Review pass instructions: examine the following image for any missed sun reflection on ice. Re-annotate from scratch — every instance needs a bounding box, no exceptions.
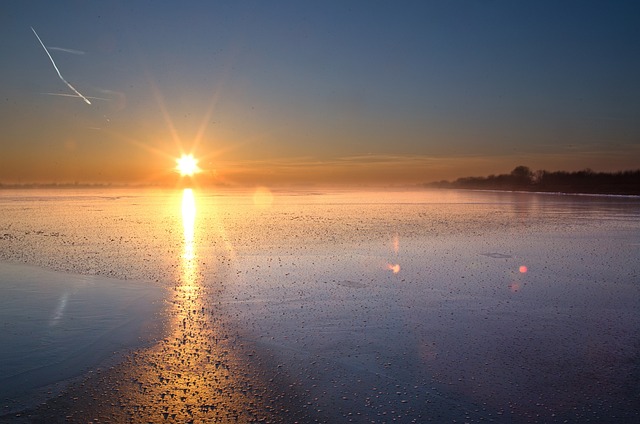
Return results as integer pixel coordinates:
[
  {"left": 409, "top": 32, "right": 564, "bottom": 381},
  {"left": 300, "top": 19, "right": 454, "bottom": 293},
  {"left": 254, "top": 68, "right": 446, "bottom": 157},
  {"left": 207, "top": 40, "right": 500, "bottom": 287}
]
[
  {"left": 182, "top": 189, "right": 196, "bottom": 263},
  {"left": 70, "top": 189, "right": 277, "bottom": 422}
]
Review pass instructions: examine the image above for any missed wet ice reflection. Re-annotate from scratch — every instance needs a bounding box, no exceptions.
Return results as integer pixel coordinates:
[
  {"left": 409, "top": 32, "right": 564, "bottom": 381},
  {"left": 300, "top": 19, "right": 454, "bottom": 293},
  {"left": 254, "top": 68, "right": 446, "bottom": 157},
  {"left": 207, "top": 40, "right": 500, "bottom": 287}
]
[
  {"left": 181, "top": 189, "right": 195, "bottom": 254},
  {"left": 106, "top": 188, "right": 276, "bottom": 422},
  {"left": 180, "top": 189, "right": 196, "bottom": 288},
  {"left": 37, "top": 189, "right": 280, "bottom": 423},
  {"left": 48, "top": 292, "right": 69, "bottom": 326}
]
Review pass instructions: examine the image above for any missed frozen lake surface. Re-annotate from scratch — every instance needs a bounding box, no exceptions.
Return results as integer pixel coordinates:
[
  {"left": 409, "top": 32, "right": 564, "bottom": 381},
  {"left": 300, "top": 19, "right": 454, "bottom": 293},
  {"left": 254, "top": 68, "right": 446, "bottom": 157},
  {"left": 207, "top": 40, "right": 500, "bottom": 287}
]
[
  {"left": 0, "top": 188, "right": 639, "bottom": 422},
  {"left": 0, "top": 263, "right": 165, "bottom": 413}
]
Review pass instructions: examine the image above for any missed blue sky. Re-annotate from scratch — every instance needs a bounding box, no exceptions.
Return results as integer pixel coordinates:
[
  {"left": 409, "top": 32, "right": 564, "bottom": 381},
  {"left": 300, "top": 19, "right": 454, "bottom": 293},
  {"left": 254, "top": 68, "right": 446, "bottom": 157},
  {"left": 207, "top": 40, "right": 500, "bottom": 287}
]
[{"left": 1, "top": 1, "right": 639, "bottom": 185}]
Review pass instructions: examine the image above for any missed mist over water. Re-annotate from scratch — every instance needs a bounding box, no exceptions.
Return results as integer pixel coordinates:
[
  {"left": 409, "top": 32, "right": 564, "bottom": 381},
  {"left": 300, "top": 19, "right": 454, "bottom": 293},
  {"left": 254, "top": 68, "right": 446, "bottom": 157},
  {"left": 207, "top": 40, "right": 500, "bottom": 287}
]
[{"left": 0, "top": 188, "right": 639, "bottom": 422}]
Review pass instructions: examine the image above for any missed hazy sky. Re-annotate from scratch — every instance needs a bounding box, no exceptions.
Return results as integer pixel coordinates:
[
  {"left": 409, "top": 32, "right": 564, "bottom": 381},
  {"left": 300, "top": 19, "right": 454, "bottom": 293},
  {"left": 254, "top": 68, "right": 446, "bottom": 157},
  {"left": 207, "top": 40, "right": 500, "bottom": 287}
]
[{"left": 1, "top": 1, "right": 639, "bottom": 186}]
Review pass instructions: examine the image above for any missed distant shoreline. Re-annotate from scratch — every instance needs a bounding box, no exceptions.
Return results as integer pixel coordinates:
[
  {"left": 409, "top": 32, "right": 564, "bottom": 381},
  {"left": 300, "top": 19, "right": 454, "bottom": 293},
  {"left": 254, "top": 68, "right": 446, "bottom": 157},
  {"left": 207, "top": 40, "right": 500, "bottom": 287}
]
[
  {"left": 426, "top": 166, "right": 640, "bottom": 197},
  {"left": 432, "top": 187, "right": 640, "bottom": 198},
  {"left": 2, "top": 166, "right": 639, "bottom": 197}
]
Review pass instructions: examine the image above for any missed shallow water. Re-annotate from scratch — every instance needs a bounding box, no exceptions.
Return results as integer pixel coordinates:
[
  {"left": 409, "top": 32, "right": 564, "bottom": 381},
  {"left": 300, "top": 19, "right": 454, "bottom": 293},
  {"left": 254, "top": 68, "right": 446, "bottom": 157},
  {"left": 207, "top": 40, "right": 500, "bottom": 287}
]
[{"left": 0, "top": 188, "right": 639, "bottom": 422}]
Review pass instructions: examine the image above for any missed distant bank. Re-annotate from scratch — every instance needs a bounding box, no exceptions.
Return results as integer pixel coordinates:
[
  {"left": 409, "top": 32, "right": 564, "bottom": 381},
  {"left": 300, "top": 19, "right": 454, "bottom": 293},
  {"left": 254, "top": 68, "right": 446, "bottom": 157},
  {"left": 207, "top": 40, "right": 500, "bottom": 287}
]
[{"left": 426, "top": 166, "right": 640, "bottom": 196}]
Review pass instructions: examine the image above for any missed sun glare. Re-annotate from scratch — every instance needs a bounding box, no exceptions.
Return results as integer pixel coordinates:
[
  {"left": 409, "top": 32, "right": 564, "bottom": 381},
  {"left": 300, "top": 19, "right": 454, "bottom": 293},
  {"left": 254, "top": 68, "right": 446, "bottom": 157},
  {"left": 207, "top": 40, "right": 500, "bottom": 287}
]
[{"left": 176, "top": 154, "right": 200, "bottom": 176}]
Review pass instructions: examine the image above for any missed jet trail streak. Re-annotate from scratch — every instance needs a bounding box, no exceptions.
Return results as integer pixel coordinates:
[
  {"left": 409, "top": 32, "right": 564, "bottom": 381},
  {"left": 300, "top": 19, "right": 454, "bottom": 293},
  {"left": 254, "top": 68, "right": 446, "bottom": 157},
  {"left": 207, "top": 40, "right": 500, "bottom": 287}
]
[
  {"left": 31, "top": 27, "right": 91, "bottom": 105},
  {"left": 42, "top": 92, "right": 108, "bottom": 101},
  {"left": 47, "top": 46, "right": 85, "bottom": 55}
]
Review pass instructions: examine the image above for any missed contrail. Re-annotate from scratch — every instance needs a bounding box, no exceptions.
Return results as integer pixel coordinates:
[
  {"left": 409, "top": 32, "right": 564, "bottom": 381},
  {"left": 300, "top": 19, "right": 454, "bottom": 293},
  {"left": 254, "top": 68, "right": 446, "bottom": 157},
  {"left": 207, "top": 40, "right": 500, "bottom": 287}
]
[
  {"left": 47, "top": 46, "right": 85, "bottom": 55},
  {"left": 42, "top": 92, "right": 108, "bottom": 101},
  {"left": 31, "top": 27, "right": 91, "bottom": 105}
]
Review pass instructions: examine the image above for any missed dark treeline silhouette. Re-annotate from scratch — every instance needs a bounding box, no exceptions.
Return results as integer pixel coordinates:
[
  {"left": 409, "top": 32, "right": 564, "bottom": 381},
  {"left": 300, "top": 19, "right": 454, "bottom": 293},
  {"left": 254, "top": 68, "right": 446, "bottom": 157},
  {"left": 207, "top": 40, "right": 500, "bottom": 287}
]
[{"left": 427, "top": 166, "right": 640, "bottom": 195}]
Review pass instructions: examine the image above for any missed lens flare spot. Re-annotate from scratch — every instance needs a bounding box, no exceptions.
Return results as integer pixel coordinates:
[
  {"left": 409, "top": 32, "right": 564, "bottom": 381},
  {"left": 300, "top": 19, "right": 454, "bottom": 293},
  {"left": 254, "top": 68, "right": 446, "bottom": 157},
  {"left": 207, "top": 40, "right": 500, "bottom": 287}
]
[
  {"left": 253, "top": 187, "right": 274, "bottom": 208},
  {"left": 519, "top": 265, "right": 528, "bottom": 273},
  {"left": 387, "top": 263, "right": 401, "bottom": 274}
]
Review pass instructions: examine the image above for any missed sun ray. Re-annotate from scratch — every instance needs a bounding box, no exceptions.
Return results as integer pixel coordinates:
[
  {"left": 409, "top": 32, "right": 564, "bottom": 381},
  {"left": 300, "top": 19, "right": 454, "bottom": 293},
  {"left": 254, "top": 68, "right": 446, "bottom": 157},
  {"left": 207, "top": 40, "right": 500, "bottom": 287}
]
[{"left": 148, "top": 77, "right": 182, "bottom": 154}]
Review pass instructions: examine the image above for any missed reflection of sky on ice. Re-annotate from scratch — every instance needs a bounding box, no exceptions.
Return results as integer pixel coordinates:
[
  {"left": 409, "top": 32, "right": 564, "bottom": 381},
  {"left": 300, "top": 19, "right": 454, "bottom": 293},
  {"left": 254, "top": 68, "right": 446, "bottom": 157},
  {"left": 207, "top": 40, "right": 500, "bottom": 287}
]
[
  {"left": 217, "top": 191, "right": 640, "bottom": 422},
  {"left": 48, "top": 292, "right": 69, "bottom": 326},
  {"left": 0, "top": 263, "right": 164, "bottom": 410},
  {"left": 0, "top": 189, "right": 639, "bottom": 421}
]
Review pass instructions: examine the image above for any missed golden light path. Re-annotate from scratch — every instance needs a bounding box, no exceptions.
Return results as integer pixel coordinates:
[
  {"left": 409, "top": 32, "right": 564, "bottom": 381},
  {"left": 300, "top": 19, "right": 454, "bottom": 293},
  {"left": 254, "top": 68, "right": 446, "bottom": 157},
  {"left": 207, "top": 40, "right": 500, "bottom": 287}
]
[
  {"left": 100, "top": 188, "right": 274, "bottom": 422},
  {"left": 46, "top": 189, "right": 281, "bottom": 422},
  {"left": 181, "top": 189, "right": 196, "bottom": 266}
]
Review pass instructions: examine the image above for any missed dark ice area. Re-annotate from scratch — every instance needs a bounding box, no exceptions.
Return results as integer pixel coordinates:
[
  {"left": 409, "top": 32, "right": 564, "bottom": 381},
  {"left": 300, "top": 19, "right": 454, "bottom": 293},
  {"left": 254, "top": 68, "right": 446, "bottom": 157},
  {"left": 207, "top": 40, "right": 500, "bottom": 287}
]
[{"left": 0, "top": 262, "right": 164, "bottom": 414}]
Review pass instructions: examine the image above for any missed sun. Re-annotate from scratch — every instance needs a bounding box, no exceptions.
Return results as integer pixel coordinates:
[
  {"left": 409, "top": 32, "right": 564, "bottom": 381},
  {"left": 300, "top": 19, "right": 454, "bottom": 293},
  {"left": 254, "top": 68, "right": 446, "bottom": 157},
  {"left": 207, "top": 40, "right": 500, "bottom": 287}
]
[{"left": 176, "top": 154, "right": 200, "bottom": 176}]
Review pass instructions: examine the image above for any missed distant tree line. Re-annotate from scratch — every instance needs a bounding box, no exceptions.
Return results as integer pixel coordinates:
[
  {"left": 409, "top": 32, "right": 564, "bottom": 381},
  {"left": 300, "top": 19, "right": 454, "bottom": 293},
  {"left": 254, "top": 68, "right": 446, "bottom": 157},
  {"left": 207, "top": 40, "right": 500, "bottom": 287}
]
[{"left": 427, "top": 166, "right": 640, "bottom": 195}]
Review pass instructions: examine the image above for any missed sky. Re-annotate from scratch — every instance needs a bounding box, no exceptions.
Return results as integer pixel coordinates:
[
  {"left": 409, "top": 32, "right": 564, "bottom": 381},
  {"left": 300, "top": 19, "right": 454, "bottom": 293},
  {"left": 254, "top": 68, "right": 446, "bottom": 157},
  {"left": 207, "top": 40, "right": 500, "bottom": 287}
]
[{"left": 1, "top": 0, "right": 639, "bottom": 187}]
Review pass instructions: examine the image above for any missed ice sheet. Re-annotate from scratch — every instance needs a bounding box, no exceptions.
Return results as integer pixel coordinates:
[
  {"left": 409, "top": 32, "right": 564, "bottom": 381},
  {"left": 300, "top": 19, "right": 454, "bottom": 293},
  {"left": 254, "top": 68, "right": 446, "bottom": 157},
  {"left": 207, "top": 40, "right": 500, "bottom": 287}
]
[
  {"left": 0, "top": 262, "right": 165, "bottom": 412},
  {"left": 0, "top": 188, "right": 639, "bottom": 422}
]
